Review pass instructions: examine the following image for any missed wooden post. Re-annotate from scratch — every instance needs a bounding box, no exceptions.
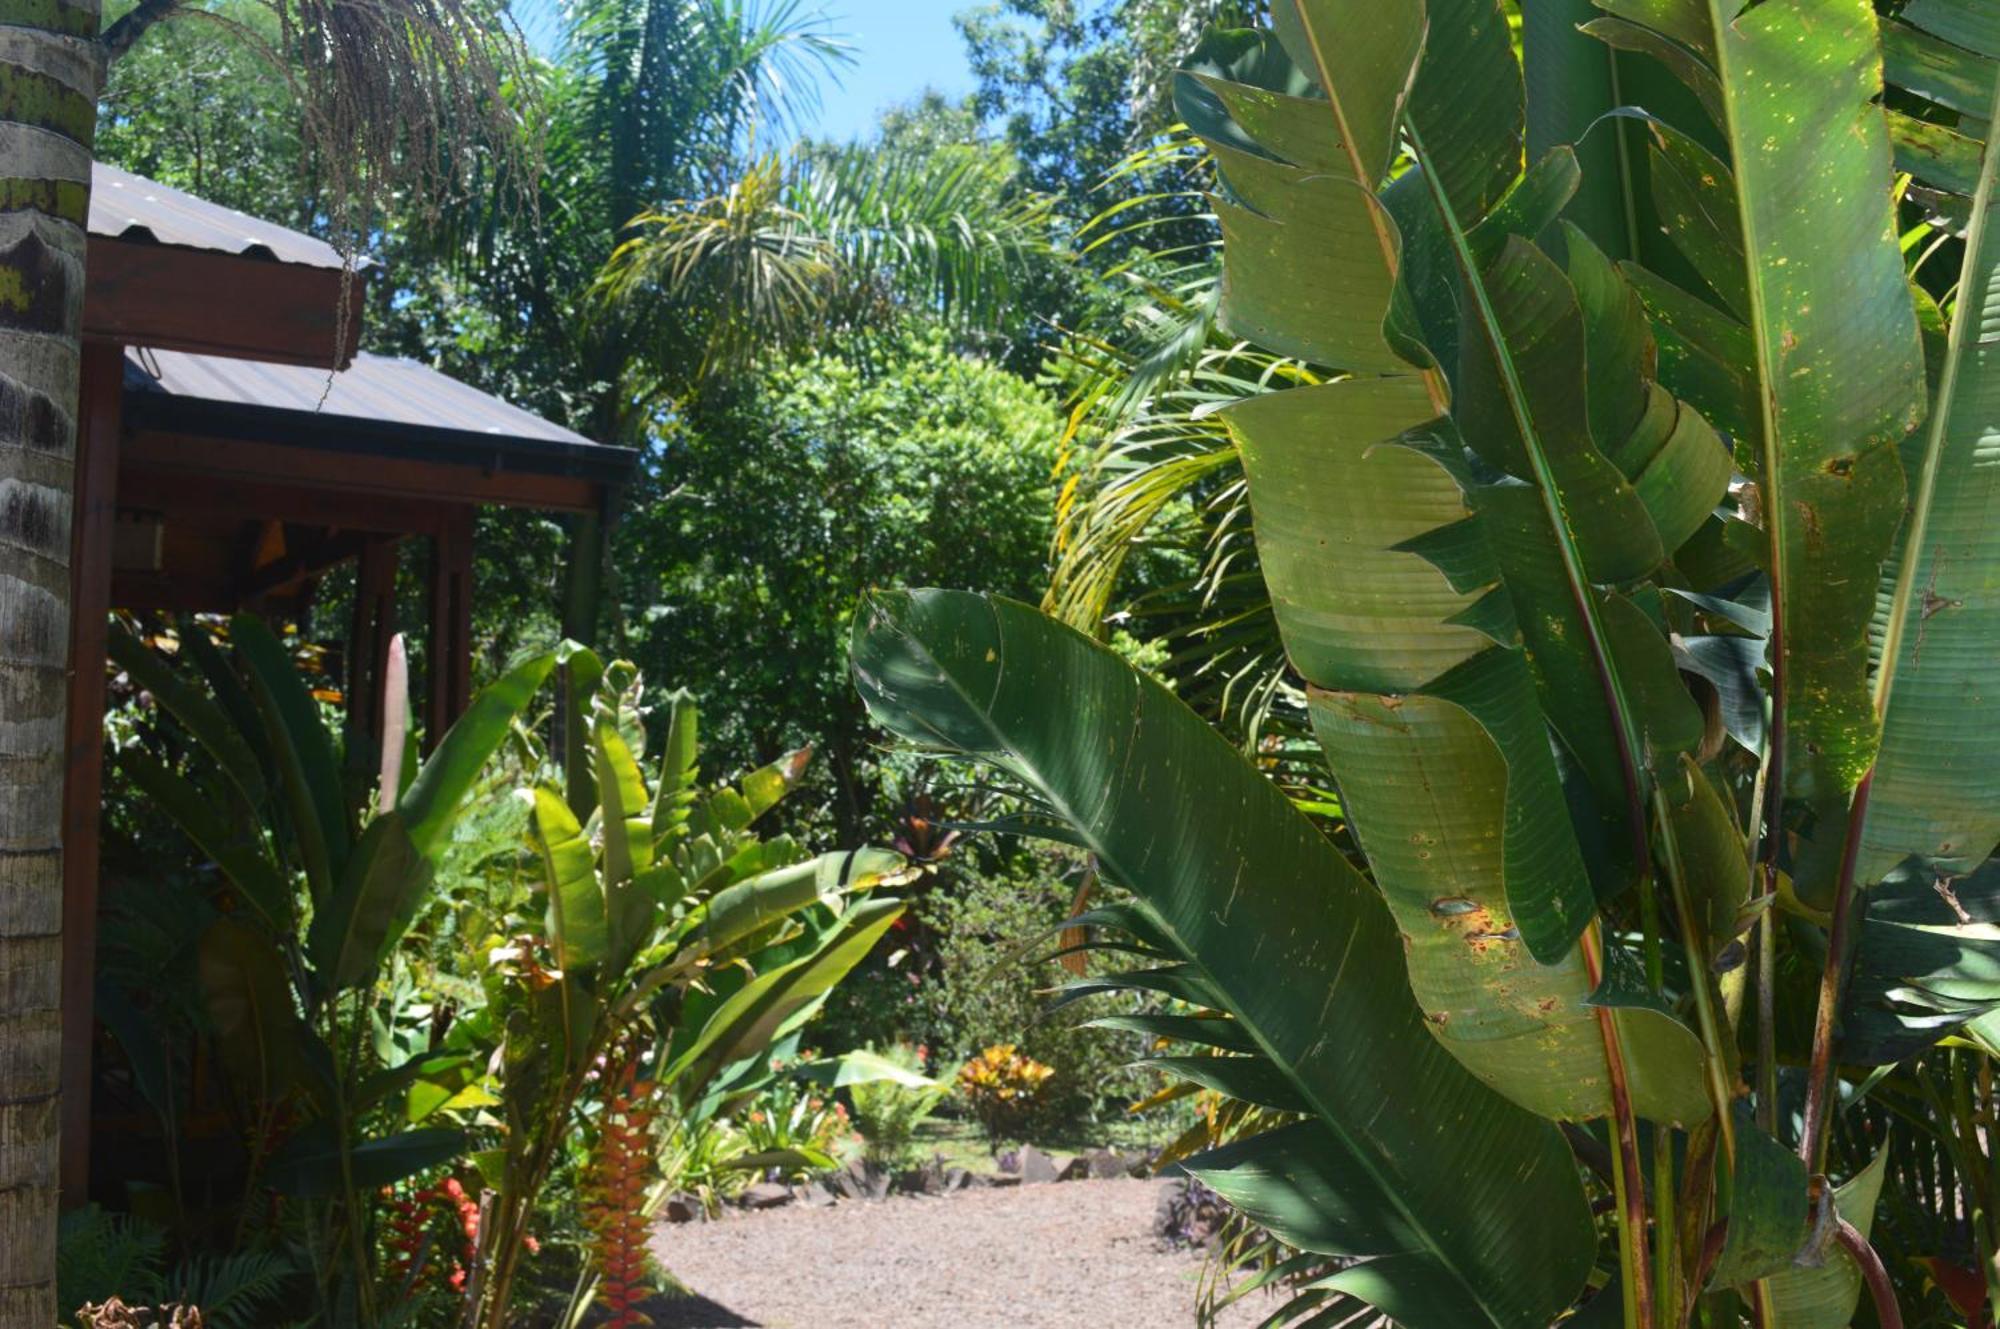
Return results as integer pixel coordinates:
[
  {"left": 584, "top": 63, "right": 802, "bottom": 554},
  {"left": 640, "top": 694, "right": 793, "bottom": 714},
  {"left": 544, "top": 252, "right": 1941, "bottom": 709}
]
[
  {"left": 345, "top": 536, "right": 399, "bottom": 763},
  {"left": 558, "top": 511, "right": 605, "bottom": 812},
  {"left": 58, "top": 343, "right": 123, "bottom": 1208},
  {"left": 424, "top": 507, "right": 474, "bottom": 747}
]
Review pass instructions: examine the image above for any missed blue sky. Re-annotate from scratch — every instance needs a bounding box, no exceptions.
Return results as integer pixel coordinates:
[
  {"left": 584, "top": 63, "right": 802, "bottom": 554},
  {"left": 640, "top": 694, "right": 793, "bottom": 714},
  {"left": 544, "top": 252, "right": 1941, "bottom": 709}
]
[
  {"left": 512, "top": 1, "right": 977, "bottom": 145},
  {"left": 812, "top": 1, "right": 977, "bottom": 142}
]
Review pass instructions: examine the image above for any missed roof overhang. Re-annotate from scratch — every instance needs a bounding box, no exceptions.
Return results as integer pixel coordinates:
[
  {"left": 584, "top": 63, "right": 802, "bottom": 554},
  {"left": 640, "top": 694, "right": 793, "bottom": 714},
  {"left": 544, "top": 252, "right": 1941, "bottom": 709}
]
[
  {"left": 82, "top": 163, "right": 366, "bottom": 368},
  {"left": 83, "top": 234, "right": 365, "bottom": 368}
]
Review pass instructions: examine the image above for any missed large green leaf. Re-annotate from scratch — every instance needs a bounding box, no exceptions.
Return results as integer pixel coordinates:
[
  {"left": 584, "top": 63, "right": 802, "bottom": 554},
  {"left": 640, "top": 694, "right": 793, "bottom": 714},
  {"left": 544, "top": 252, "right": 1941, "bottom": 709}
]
[
  {"left": 1425, "top": 167, "right": 1718, "bottom": 911},
  {"left": 663, "top": 897, "right": 905, "bottom": 1099},
  {"left": 1187, "top": 6, "right": 1720, "bottom": 1140},
  {"left": 650, "top": 687, "right": 699, "bottom": 836},
  {"left": 1707, "top": 1108, "right": 1809, "bottom": 1289},
  {"left": 399, "top": 648, "right": 559, "bottom": 862},
  {"left": 1219, "top": 380, "right": 1479, "bottom": 692},
  {"left": 306, "top": 811, "right": 432, "bottom": 992},
  {"left": 1858, "top": 55, "right": 2000, "bottom": 888},
  {"left": 1178, "top": 26, "right": 1415, "bottom": 372},
  {"left": 1309, "top": 683, "right": 1710, "bottom": 1126},
  {"left": 263, "top": 1123, "right": 467, "bottom": 1198},
  {"left": 231, "top": 614, "right": 348, "bottom": 904},
  {"left": 527, "top": 786, "right": 607, "bottom": 970},
  {"left": 852, "top": 590, "right": 1594, "bottom": 1328},
  {"left": 593, "top": 712, "right": 658, "bottom": 974},
  {"left": 306, "top": 636, "right": 554, "bottom": 991},
  {"left": 198, "top": 917, "right": 313, "bottom": 1108},
  {"left": 1589, "top": 0, "right": 1929, "bottom": 800},
  {"left": 119, "top": 749, "right": 290, "bottom": 933},
  {"left": 1842, "top": 860, "right": 2000, "bottom": 1063},
  {"left": 109, "top": 626, "right": 265, "bottom": 810},
  {"left": 1761, "top": 1146, "right": 1891, "bottom": 1328},
  {"left": 1183, "top": 0, "right": 1615, "bottom": 977},
  {"left": 667, "top": 849, "right": 905, "bottom": 964},
  {"left": 1524, "top": 0, "right": 1635, "bottom": 257}
]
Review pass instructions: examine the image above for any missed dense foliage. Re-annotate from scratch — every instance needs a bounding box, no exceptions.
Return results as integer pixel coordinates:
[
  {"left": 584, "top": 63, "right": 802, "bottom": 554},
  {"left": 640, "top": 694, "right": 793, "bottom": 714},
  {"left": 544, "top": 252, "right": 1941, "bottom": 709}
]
[
  {"left": 856, "top": 2, "right": 2000, "bottom": 1327},
  {"left": 620, "top": 331, "right": 1062, "bottom": 839},
  {"left": 93, "top": 2, "right": 2000, "bottom": 1328}
]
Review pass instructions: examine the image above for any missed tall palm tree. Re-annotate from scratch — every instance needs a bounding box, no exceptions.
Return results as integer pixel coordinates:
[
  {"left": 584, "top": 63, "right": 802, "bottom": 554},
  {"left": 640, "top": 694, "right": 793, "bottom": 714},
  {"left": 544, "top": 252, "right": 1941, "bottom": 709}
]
[
  {"left": 0, "top": 1, "right": 522, "bottom": 1317},
  {"left": 0, "top": 6, "right": 99, "bottom": 1320}
]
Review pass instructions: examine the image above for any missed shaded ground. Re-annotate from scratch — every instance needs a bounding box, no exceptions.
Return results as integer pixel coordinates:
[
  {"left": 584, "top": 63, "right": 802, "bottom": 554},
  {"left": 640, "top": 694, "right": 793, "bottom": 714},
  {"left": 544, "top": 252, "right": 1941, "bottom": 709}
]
[{"left": 646, "top": 1177, "right": 1268, "bottom": 1328}]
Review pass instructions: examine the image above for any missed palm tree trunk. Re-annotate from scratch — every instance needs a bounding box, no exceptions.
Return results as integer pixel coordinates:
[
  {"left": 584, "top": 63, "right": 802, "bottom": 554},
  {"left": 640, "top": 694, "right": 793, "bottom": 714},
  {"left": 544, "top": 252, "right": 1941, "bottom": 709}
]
[{"left": 0, "top": 2, "right": 100, "bottom": 1321}]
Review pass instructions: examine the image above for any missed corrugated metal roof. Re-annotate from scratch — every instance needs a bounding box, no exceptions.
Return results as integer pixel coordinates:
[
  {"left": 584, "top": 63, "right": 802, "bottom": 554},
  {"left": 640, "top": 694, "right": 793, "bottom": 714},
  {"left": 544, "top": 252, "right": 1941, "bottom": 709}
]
[
  {"left": 126, "top": 348, "right": 597, "bottom": 448},
  {"left": 89, "top": 162, "right": 352, "bottom": 270}
]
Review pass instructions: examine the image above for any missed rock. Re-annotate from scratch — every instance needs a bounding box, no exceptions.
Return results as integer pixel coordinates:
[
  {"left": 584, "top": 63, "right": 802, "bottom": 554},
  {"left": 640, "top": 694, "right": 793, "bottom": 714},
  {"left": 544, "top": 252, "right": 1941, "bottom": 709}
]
[
  {"left": 797, "top": 1182, "right": 836, "bottom": 1208},
  {"left": 742, "top": 1181, "right": 793, "bottom": 1209},
  {"left": 943, "top": 1167, "right": 971, "bottom": 1192},
  {"left": 661, "top": 1192, "right": 702, "bottom": 1223},
  {"left": 1086, "top": 1149, "right": 1125, "bottom": 1180},
  {"left": 1019, "top": 1144, "right": 1060, "bottom": 1184},
  {"left": 985, "top": 1172, "right": 1021, "bottom": 1188},
  {"left": 1056, "top": 1155, "right": 1090, "bottom": 1182},
  {"left": 835, "top": 1158, "right": 889, "bottom": 1201},
  {"left": 895, "top": 1160, "right": 950, "bottom": 1195}
]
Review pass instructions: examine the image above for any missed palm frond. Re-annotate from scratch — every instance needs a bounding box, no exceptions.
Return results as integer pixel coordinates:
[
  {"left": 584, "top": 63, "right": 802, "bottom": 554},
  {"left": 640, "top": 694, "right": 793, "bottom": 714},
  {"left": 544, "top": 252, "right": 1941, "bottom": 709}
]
[
  {"left": 56, "top": 1207, "right": 168, "bottom": 1319},
  {"left": 165, "top": 1250, "right": 296, "bottom": 1329},
  {"left": 598, "top": 141, "right": 1057, "bottom": 377}
]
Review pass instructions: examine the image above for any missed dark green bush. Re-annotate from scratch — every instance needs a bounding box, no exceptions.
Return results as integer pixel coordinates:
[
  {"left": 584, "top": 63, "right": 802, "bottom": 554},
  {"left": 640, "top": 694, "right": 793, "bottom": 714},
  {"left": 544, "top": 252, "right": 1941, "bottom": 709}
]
[{"left": 817, "top": 841, "right": 1160, "bottom": 1139}]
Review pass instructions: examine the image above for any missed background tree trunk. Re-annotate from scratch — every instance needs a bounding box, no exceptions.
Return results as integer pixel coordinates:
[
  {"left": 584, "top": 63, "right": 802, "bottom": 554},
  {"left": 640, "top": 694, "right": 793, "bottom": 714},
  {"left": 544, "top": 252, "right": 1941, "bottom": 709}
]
[{"left": 0, "top": 1, "right": 100, "bottom": 1321}]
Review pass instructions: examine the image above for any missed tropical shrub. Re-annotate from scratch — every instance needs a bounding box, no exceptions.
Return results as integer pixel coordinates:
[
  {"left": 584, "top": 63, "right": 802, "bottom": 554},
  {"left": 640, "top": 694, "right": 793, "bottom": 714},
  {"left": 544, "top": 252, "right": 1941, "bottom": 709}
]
[
  {"left": 470, "top": 668, "right": 907, "bottom": 1328},
  {"left": 921, "top": 844, "right": 1163, "bottom": 1132},
  {"left": 956, "top": 1045, "right": 1056, "bottom": 1145},
  {"left": 617, "top": 328, "right": 1064, "bottom": 843},
  {"left": 730, "top": 1055, "right": 858, "bottom": 1176},
  {"left": 847, "top": 1044, "right": 948, "bottom": 1168},
  {"left": 105, "top": 617, "right": 555, "bottom": 1323},
  {"left": 56, "top": 1207, "right": 293, "bottom": 1329},
  {"left": 851, "top": 2, "right": 2000, "bottom": 1325}
]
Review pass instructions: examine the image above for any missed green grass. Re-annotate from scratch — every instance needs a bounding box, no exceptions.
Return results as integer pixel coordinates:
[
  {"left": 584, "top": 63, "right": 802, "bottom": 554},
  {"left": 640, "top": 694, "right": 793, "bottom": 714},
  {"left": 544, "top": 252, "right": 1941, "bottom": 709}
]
[{"left": 906, "top": 1109, "right": 1186, "bottom": 1176}]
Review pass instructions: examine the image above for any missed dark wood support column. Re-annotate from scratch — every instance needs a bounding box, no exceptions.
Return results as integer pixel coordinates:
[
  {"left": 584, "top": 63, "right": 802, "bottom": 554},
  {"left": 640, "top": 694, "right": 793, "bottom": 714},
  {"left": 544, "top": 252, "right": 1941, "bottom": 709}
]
[
  {"left": 558, "top": 510, "right": 606, "bottom": 810},
  {"left": 59, "top": 344, "right": 123, "bottom": 1207},
  {"left": 424, "top": 507, "right": 474, "bottom": 746},
  {"left": 345, "top": 536, "right": 400, "bottom": 760}
]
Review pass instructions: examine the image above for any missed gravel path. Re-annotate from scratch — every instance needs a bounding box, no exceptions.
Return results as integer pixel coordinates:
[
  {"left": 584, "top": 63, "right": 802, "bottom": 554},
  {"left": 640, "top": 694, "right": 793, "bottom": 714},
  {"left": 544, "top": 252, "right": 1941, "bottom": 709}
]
[{"left": 646, "top": 1177, "right": 1268, "bottom": 1328}]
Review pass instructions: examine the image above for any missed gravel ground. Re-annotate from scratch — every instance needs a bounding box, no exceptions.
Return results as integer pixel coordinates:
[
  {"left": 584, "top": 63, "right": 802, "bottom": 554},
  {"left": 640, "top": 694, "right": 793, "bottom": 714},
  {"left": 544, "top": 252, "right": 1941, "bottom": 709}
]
[{"left": 645, "top": 1177, "right": 1268, "bottom": 1328}]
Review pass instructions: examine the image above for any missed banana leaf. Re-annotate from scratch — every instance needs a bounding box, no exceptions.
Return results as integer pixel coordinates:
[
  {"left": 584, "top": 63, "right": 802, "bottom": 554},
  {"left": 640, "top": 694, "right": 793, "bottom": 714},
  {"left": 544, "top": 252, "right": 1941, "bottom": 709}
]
[
  {"left": 853, "top": 589, "right": 1594, "bottom": 1328},
  {"left": 232, "top": 614, "right": 349, "bottom": 904},
  {"left": 310, "top": 648, "right": 560, "bottom": 989},
  {"left": 1588, "top": 0, "right": 1928, "bottom": 803},
  {"left": 1858, "top": 33, "right": 2000, "bottom": 888},
  {"left": 1182, "top": 0, "right": 1716, "bottom": 1129}
]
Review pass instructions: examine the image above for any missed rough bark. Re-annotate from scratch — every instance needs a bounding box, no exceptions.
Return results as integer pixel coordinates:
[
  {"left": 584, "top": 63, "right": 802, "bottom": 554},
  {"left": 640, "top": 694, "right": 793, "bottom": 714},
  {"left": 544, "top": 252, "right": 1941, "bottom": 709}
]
[{"left": 0, "top": 0, "right": 99, "bottom": 1321}]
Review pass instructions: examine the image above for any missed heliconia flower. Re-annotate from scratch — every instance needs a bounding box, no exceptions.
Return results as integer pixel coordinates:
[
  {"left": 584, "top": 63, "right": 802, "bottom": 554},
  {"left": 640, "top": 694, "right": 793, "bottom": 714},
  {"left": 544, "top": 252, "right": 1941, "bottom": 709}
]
[{"left": 584, "top": 1043, "right": 662, "bottom": 1329}]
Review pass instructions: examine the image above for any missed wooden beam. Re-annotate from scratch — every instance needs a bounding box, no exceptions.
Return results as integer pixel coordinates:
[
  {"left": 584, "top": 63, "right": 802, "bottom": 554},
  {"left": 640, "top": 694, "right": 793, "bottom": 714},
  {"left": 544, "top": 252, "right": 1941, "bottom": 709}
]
[
  {"left": 115, "top": 465, "right": 448, "bottom": 536},
  {"left": 59, "top": 344, "right": 122, "bottom": 1208},
  {"left": 83, "top": 238, "right": 362, "bottom": 369},
  {"left": 108, "top": 572, "right": 240, "bottom": 613},
  {"left": 424, "top": 508, "right": 474, "bottom": 747},
  {"left": 121, "top": 430, "right": 605, "bottom": 514}
]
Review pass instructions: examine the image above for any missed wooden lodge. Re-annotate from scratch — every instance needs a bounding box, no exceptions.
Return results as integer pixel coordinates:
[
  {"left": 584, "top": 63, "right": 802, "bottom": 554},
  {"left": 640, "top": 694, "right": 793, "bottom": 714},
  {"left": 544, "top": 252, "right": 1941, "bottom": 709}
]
[{"left": 60, "top": 164, "right": 637, "bottom": 1203}]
